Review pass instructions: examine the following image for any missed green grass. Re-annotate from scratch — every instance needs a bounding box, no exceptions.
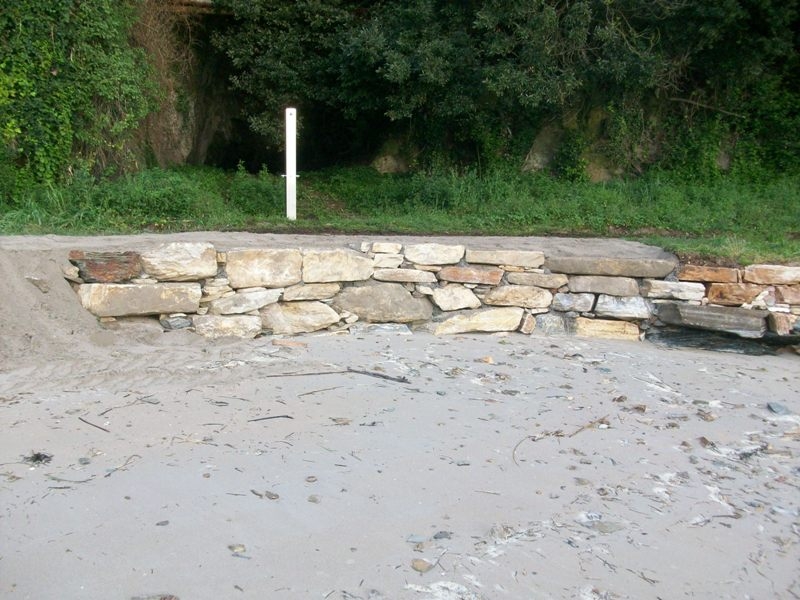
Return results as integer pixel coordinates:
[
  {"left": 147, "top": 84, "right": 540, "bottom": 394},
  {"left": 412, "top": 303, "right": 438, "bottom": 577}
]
[{"left": 1, "top": 164, "right": 798, "bottom": 265}]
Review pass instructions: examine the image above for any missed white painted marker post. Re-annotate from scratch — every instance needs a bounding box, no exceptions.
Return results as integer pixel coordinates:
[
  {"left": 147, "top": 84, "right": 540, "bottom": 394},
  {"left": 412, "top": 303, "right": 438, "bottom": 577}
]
[{"left": 285, "top": 107, "right": 297, "bottom": 220}]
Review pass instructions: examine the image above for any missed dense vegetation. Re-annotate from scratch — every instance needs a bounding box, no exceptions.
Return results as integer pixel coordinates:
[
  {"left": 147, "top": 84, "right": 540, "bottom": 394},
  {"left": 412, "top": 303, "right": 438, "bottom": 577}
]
[{"left": 1, "top": 1, "right": 798, "bottom": 263}]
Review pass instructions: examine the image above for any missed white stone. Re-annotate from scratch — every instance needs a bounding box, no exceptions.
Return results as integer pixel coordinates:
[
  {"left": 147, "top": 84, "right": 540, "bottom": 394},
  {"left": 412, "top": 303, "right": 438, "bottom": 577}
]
[
  {"left": 141, "top": 242, "right": 218, "bottom": 282},
  {"left": 192, "top": 315, "right": 262, "bottom": 339},
  {"left": 373, "top": 268, "right": 437, "bottom": 283},
  {"left": 208, "top": 288, "right": 282, "bottom": 315},
  {"left": 226, "top": 248, "right": 302, "bottom": 289},
  {"left": 282, "top": 283, "right": 341, "bottom": 301},
  {"left": 431, "top": 285, "right": 482, "bottom": 311},
  {"left": 78, "top": 283, "right": 201, "bottom": 317},
  {"left": 594, "top": 295, "right": 651, "bottom": 319},
  {"left": 372, "top": 242, "right": 403, "bottom": 254},
  {"left": 483, "top": 285, "right": 553, "bottom": 309},
  {"left": 372, "top": 253, "right": 405, "bottom": 268},
  {"left": 434, "top": 307, "right": 524, "bottom": 335},
  {"left": 641, "top": 279, "right": 706, "bottom": 301},
  {"left": 303, "top": 249, "right": 373, "bottom": 283},
  {"left": 404, "top": 243, "right": 465, "bottom": 265},
  {"left": 260, "top": 301, "right": 341, "bottom": 334}
]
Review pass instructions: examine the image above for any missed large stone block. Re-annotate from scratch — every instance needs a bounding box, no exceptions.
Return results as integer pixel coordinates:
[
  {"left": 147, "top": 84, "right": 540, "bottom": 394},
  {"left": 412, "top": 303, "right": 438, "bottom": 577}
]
[
  {"left": 282, "top": 283, "right": 341, "bottom": 301},
  {"left": 677, "top": 265, "right": 739, "bottom": 283},
  {"left": 438, "top": 266, "right": 504, "bottom": 286},
  {"left": 568, "top": 275, "right": 639, "bottom": 296},
  {"left": 372, "top": 253, "right": 404, "bottom": 268},
  {"left": 507, "top": 272, "right": 568, "bottom": 289},
  {"left": 332, "top": 282, "right": 432, "bottom": 323},
  {"left": 141, "top": 243, "right": 218, "bottom": 282},
  {"left": 465, "top": 249, "right": 544, "bottom": 268},
  {"left": 431, "top": 285, "right": 482, "bottom": 311},
  {"left": 706, "top": 283, "right": 765, "bottom": 306},
  {"left": 552, "top": 292, "right": 595, "bottom": 312},
  {"left": 207, "top": 288, "right": 282, "bottom": 315},
  {"left": 78, "top": 283, "right": 201, "bottom": 317},
  {"left": 371, "top": 242, "right": 403, "bottom": 254},
  {"left": 303, "top": 249, "right": 373, "bottom": 283},
  {"left": 594, "top": 295, "right": 651, "bottom": 319},
  {"left": 483, "top": 285, "right": 553, "bottom": 309},
  {"left": 768, "top": 312, "right": 798, "bottom": 336},
  {"left": 775, "top": 286, "right": 800, "bottom": 305},
  {"left": 434, "top": 307, "right": 524, "bottom": 335},
  {"left": 260, "top": 301, "right": 340, "bottom": 334},
  {"left": 373, "top": 268, "right": 437, "bottom": 283},
  {"left": 743, "top": 265, "right": 800, "bottom": 285},
  {"left": 656, "top": 302, "right": 767, "bottom": 338},
  {"left": 404, "top": 243, "right": 465, "bottom": 265},
  {"left": 535, "top": 312, "right": 568, "bottom": 335},
  {"left": 545, "top": 256, "right": 676, "bottom": 278},
  {"left": 574, "top": 317, "right": 640, "bottom": 341},
  {"left": 641, "top": 279, "right": 706, "bottom": 301},
  {"left": 68, "top": 250, "right": 142, "bottom": 283},
  {"left": 191, "top": 315, "right": 262, "bottom": 339},
  {"left": 226, "top": 249, "right": 302, "bottom": 289}
]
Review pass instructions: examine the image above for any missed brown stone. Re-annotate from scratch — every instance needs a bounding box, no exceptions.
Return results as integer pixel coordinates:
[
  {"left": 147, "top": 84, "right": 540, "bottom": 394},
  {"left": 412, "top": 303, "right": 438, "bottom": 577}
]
[
  {"left": 677, "top": 265, "right": 739, "bottom": 283},
  {"left": 507, "top": 272, "right": 569, "bottom": 289},
  {"left": 68, "top": 250, "right": 142, "bottom": 283},
  {"left": 573, "top": 317, "right": 640, "bottom": 341},
  {"left": 768, "top": 312, "right": 797, "bottom": 336},
  {"left": 775, "top": 286, "right": 800, "bottom": 305},
  {"left": 743, "top": 265, "right": 800, "bottom": 285},
  {"left": 437, "top": 266, "right": 503, "bottom": 286},
  {"left": 707, "top": 283, "right": 765, "bottom": 306}
]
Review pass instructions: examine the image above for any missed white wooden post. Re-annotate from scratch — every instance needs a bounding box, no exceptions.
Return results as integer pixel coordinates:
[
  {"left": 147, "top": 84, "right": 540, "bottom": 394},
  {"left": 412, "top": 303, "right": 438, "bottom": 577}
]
[{"left": 285, "top": 108, "right": 297, "bottom": 220}]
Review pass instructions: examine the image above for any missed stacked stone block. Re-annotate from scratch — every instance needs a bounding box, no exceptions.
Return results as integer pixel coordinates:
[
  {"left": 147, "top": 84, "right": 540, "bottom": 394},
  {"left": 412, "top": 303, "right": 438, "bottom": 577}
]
[{"left": 66, "top": 242, "right": 800, "bottom": 341}]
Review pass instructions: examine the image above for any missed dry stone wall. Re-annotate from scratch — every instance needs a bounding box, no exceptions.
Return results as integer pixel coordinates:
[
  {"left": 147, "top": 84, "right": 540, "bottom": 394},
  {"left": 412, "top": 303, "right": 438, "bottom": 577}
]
[{"left": 64, "top": 242, "right": 800, "bottom": 341}]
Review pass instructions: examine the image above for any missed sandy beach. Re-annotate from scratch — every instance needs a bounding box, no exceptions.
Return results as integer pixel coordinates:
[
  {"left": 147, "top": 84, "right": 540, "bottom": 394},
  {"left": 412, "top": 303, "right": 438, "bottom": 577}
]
[{"left": 1, "top": 235, "right": 798, "bottom": 600}]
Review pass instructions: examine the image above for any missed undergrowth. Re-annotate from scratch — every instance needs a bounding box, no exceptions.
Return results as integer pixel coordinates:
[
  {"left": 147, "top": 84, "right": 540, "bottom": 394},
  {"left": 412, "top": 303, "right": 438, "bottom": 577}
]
[{"left": 0, "top": 165, "right": 798, "bottom": 265}]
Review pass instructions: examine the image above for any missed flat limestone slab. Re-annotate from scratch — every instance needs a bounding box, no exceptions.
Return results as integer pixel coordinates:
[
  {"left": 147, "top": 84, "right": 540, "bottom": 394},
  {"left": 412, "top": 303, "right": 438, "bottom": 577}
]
[
  {"left": 656, "top": 302, "right": 767, "bottom": 338},
  {"left": 78, "top": 283, "right": 201, "bottom": 317},
  {"left": 546, "top": 256, "right": 677, "bottom": 278}
]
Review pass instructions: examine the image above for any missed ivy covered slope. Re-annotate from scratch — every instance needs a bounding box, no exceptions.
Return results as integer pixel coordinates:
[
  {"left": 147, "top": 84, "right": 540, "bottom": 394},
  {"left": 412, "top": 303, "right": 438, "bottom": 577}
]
[
  {"left": 0, "top": 0, "right": 158, "bottom": 182},
  {"left": 213, "top": 0, "right": 800, "bottom": 175}
]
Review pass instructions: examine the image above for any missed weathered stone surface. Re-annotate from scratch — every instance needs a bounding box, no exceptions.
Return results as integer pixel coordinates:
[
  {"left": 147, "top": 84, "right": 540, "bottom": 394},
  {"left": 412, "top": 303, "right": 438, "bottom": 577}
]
[
  {"left": 431, "top": 285, "right": 482, "bottom": 311},
  {"left": 656, "top": 302, "right": 767, "bottom": 338},
  {"left": 372, "top": 253, "right": 404, "bottom": 269},
  {"left": 465, "top": 249, "right": 545, "bottom": 268},
  {"left": 141, "top": 243, "right": 217, "bottom": 282},
  {"left": 159, "top": 314, "right": 193, "bottom": 331},
  {"left": 226, "top": 249, "right": 302, "bottom": 289},
  {"left": 641, "top": 279, "right": 706, "bottom": 301},
  {"left": 438, "top": 266, "right": 504, "bottom": 286},
  {"left": 706, "top": 283, "right": 765, "bottom": 306},
  {"left": 775, "top": 285, "right": 800, "bottom": 305},
  {"left": 78, "top": 283, "right": 201, "bottom": 317},
  {"left": 545, "top": 256, "right": 677, "bottom": 278},
  {"left": 332, "top": 282, "right": 432, "bottom": 323},
  {"left": 574, "top": 317, "right": 640, "bottom": 341},
  {"left": 552, "top": 293, "right": 595, "bottom": 312},
  {"left": 303, "top": 249, "right": 373, "bottom": 283},
  {"left": 595, "top": 295, "right": 651, "bottom": 319},
  {"left": 282, "top": 282, "right": 340, "bottom": 301},
  {"left": 404, "top": 243, "right": 465, "bottom": 265},
  {"left": 373, "top": 268, "right": 437, "bottom": 283},
  {"left": 208, "top": 288, "right": 282, "bottom": 315},
  {"left": 434, "top": 307, "right": 524, "bottom": 335},
  {"left": 507, "top": 272, "right": 568, "bottom": 289},
  {"left": 519, "top": 313, "right": 537, "bottom": 334},
  {"left": 260, "top": 301, "right": 340, "bottom": 334},
  {"left": 535, "top": 312, "right": 567, "bottom": 335},
  {"left": 569, "top": 275, "right": 639, "bottom": 296},
  {"left": 371, "top": 242, "right": 403, "bottom": 254},
  {"left": 744, "top": 265, "right": 800, "bottom": 285},
  {"left": 768, "top": 312, "right": 798, "bottom": 336},
  {"left": 677, "top": 265, "right": 739, "bottom": 283},
  {"left": 483, "top": 285, "right": 553, "bottom": 309},
  {"left": 191, "top": 315, "right": 262, "bottom": 339},
  {"left": 68, "top": 250, "right": 142, "bottom": 283}
]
